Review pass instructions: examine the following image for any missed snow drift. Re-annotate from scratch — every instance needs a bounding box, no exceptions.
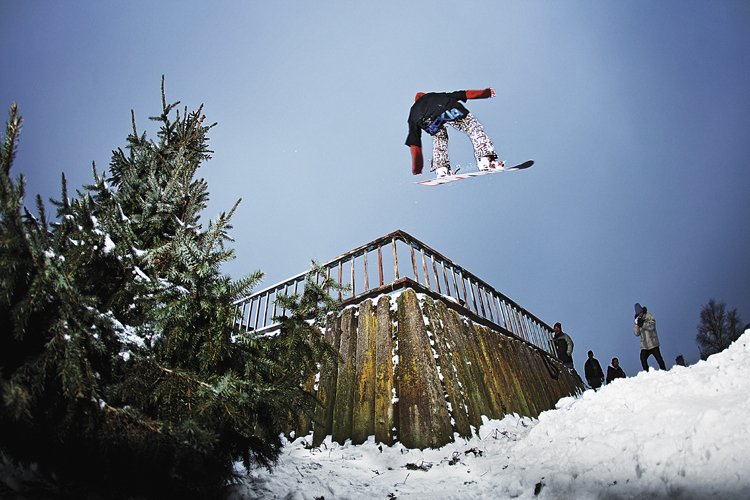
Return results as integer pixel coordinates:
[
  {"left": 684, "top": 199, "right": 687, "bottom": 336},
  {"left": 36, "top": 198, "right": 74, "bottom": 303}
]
[{"left": 232, "top": 330, "right": 750, "bottom": 499}]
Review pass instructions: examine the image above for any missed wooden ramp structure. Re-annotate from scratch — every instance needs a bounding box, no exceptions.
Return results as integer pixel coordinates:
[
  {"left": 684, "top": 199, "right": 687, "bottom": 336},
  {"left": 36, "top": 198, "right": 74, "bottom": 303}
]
[{"left": 234, "top": 230, "right": 583, "bottom": 449}]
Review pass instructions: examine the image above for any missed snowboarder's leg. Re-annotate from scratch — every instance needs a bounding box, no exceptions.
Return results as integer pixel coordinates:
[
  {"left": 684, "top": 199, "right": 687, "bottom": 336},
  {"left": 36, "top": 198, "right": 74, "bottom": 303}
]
[
  {"left": 449, "top": 113, "right": 503, "bottom": 170},
  {"left": 431, "top": 126, "right": 451, "bottom": 177}
]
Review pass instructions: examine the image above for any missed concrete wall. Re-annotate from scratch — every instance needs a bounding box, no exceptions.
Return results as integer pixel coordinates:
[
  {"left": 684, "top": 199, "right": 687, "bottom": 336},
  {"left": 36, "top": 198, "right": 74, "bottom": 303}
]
[{"left": 304, "top": 288, "right": 582, "bottom": 449}]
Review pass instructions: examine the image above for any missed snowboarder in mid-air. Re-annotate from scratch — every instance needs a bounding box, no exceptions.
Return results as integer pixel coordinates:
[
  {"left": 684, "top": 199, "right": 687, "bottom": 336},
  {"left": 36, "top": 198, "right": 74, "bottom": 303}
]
[{"left": 405, "top": 88, "right": 504, "bottom": 178}]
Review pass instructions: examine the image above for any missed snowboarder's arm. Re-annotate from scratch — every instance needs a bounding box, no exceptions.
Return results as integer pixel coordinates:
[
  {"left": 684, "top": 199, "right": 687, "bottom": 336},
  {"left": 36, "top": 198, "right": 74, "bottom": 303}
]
[
  {"left": 465, "top": 88, "right": 495, "bottom": 100},
  {"left": 410, "top": 145, "right": 424, "bottom": 175}
]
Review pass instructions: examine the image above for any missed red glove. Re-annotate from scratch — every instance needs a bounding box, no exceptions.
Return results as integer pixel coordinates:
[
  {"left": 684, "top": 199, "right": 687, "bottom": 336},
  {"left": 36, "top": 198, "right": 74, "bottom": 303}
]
[
  {"left": 410, "top": 146, "right": 424, "bottom": 175},
  {"left": 465, "top": 88, "right": 495, "bottom": 99}
]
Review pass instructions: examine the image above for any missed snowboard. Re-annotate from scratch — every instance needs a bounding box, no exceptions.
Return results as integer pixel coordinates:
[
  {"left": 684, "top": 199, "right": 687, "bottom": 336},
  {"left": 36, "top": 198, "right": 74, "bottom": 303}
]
[{"left": 416, "top": 160, "right": 534, "bottom": 186}]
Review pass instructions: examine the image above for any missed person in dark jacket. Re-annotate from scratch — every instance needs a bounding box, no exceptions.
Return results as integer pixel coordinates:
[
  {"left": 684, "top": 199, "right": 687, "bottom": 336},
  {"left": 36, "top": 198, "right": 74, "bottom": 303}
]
[
  {"left": 552, "top": 322, "right": 574, "bottom": 370},
  {"left": 606, "top": 357, "right": 627, "bottom": 384},
  {"left": 584, "top": 350, "right": 605, "bottom": 389},
  {"left": 406, "top": 89, "right": 504, "bottom": 178}
]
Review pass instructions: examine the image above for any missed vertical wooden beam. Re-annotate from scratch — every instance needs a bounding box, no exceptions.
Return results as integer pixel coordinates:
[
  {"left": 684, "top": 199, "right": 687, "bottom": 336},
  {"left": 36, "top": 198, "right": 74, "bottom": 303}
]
[
  {"left": 467, "top": 278, "right": 479, "bottom": 314},
  {"left": 262, "top": 292, "right": 271, "bottom": 327},
  {"left": 410, "top": 244, "right": 419, "bottom": 283},
  {"left": 363, "top": 251, "right": 369, "bottom": 292},
  {"left": 332, "top": 308, "right": 357, "bottom": 444},
  {"left": 424, "top": 297, "right": 471, "bottom": 438},
  {"left": 337, "top": 261, "right": 343, "bottom": 302},
  {"left": 375, "top": 295, "right": 394, "bottom": 445},
  {"left": 396, "top": 289, "right": 453, "bottom": 449},
  {"left": 313, "top": 316, "right": 342, "bottom": 447},
  {"left": 392, "top": 238, "right": 399, "bottom": 280},
  {"left": 273, "top": 289, "right": 280, "bottom": 319},
  {"left": 476, "top": 284, "right": 487, "bottom": 318},
  {"left": 439, "top": 303, "right": 488, "bottom": 429},
  {"left": 442, "top": 262, "right": 452, "bottom": 296},
  {"left": 432, "top": 255, "right": 441, "bottom": 295},
  {"left": 352, "top": 300, "right": 376, "bottom": 444},
  {"left": 489, "top": 290, "right": 500, "bottom": 326},
  {"left": 253, "top": 297, "right": 262, "bottom": 331},
  {"left": 421, "top": 249, "right": 431, "bottom": 290},
  {"left": 377, "top": 244, "right": 384, "bottom": 287},
  {"left": 460, "top": 274, "right": 469, "bottom": 310},
  {"left": 482, "top": 287, "right": 494, "bottom": 323}
]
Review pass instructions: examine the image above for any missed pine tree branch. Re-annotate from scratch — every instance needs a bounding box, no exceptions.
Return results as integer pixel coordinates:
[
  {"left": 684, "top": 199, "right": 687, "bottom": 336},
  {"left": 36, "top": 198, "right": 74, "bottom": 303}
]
[
  {"left": 157, "top": 365, "right": 214, "bottom": 390},
  {"left": 102, "top": 402, "right": 163, "bottom": 434},
  {"left": 1, "top": 104, "right": 22, "bottom": 176},
  {"left": 131, "top": 109, "right": 139, "bottom": 144}
]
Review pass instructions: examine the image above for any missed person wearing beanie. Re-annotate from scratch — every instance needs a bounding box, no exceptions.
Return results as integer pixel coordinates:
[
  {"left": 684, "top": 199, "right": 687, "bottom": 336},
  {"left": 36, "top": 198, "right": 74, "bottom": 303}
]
[
  {"left": 552, "top": 322, "right": 575, "bottom": 370},
  {"left": 584, "top": 350, "right": 605, "bottom": 389},
  {"left": 633, "top": 302, "right": 667, "bottom": 371},
  {"left": 405, "top": 89, "right": 504, "bottom": 178}
]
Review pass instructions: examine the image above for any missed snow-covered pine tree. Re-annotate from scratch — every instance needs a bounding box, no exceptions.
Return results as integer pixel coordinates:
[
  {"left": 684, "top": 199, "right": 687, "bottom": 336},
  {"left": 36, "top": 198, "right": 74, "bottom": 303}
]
[{"left": 0, "top": 81, "right": 339, "bottom": 498}]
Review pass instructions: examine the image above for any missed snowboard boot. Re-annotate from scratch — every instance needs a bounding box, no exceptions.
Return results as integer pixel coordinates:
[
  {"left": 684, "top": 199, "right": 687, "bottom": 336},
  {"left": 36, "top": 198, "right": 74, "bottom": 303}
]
[
  {"left": 431, "top": 160, "right": 452, "bottom": 178},
  {"left": 435, "top": 166, "right": 452, "bottom": 178},
  {"left": 478, "top": 153, "right": 505, "bottom": 171}
]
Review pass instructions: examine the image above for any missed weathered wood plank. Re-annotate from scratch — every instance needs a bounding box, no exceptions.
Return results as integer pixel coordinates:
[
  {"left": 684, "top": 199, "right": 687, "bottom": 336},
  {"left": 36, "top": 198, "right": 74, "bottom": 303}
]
[
  {"left": 374, "top": 295, "right": 394, "bottom": 445},
  {"left": 312, "top": 316, "right": 342, "bottom": 447},
  {"left": 396, "top": 290, "right": 453, "bottom": 449},
  {"left": 424, "top": 297, "right": 472, "bottom": 439},
  {"left": 331, "top": 307, "right": 357, "bottom": 444},
  {"left": 352, "top": 300, "right": 377, "bottom": 444},
  {"left": 440, "top": 303, "right": 490, "bottom": 430}
]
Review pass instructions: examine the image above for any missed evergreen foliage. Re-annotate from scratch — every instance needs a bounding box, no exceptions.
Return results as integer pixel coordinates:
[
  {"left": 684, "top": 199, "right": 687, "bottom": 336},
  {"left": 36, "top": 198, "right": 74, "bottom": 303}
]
[
  {"left": 0, "top": 81, "right": 339, "bottom": 498},
  {"left": 696, "top": 299, "right": 744, "bottom": 360}
]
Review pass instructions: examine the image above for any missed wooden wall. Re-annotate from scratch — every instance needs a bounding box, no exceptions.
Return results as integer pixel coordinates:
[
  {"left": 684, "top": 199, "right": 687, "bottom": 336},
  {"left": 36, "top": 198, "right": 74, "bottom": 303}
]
[{"left": 303, "top": 289, "right": 582, "bottom": 449}]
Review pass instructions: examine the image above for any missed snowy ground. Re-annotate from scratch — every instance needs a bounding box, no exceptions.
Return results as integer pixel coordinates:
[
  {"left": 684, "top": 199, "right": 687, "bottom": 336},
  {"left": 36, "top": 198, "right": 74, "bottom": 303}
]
[{"left": 230, "top": 331, "right": 750, "bottom": 499}]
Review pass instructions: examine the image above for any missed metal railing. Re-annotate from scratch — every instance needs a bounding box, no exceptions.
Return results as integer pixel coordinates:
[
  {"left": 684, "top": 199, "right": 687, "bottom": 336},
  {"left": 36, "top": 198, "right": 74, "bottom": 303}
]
[{"left": 233, "top": 230, "right": 557, "bottom": 355}]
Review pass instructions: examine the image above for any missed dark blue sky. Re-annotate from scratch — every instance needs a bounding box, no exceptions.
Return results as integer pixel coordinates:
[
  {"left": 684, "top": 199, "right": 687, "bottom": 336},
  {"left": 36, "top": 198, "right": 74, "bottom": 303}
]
[{"left": 2, "top": 1, "right": 749, "bottom": 377}]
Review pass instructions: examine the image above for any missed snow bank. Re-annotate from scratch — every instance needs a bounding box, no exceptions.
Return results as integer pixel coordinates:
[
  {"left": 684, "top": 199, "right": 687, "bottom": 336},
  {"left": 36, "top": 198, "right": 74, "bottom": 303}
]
[{"left": 231, "top": 330, "right": 750, "bottom": 499}]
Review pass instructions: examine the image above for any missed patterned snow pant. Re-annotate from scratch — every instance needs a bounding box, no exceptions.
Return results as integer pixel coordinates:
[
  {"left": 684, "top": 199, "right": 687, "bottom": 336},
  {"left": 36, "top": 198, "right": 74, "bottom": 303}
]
[{"left": 430, "top": 113, "right": 496, "bottom": 171}]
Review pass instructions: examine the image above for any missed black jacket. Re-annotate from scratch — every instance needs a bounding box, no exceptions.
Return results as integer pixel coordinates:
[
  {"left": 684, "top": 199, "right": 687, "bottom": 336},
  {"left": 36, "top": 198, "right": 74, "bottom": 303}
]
[
  {"left": 606, "top": 365, "right": 626, "bottom": 384},
  {"left": 584, "top": 358, "right": 604, "bottom": 382},
  {"left": 405, "top": 91, "right": 470, "bottom": 147}
]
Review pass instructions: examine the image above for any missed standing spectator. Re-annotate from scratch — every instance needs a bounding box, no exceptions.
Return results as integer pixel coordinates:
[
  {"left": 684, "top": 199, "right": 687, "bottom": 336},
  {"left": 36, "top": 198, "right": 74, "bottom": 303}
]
[
  {"left": 552, "top": 322, "right": 574, "bottom": 370},
  {"left": 633, "top": 303, "right": 667, "bottom": 371},
  {"left": 606, "top": 357, "right": 627, "bottom": 384},
  {"left": 584, "top": 350, "right": 604, "bottom": 389}
]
